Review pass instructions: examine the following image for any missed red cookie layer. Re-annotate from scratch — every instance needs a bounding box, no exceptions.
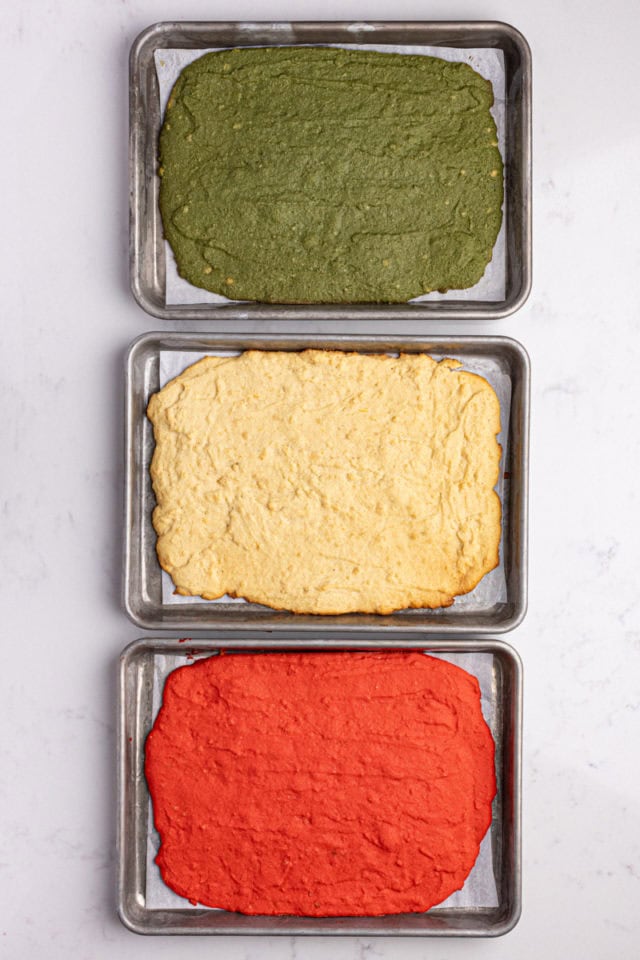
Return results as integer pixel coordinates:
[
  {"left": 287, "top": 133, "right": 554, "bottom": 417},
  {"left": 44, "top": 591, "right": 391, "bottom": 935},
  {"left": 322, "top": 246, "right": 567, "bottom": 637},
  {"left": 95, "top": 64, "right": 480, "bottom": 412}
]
[{"left": 145, "top": 651, "right": 496, "bottom": 916}]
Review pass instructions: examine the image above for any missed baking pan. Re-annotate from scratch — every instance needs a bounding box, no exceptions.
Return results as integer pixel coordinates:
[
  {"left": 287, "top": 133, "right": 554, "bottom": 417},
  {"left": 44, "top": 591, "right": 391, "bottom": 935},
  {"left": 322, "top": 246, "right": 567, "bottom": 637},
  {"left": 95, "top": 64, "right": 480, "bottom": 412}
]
[
  {"left": 129, "top": 20, "right": 531, "bottom": 322},
  {"left": 123, "top": 332, "right": 529, "bottom": 634},
  {"left": 117, "top": 637, "right": 522, "bottom": 936}
]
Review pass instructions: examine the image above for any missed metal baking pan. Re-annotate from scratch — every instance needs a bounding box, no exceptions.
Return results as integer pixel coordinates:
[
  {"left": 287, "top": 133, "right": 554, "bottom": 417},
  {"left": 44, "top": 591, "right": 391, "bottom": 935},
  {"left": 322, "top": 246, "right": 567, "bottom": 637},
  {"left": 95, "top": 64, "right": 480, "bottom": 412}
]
[
  {"left": 129, "top": 20, "right": 531, "bottom": 322},
  {"left": 117, "top": 637, "right": 522, "bottom": 936},
  {"left": 123, "top": 332, "right": 529, "bottom": 634}
]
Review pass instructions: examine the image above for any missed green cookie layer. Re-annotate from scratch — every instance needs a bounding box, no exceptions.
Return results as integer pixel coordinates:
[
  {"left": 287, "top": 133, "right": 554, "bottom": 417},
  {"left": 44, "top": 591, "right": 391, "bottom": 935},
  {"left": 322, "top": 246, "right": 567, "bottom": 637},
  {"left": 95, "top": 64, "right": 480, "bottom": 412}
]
[{"left": 159, "top": 47, "right": 504, "bottom": 303}]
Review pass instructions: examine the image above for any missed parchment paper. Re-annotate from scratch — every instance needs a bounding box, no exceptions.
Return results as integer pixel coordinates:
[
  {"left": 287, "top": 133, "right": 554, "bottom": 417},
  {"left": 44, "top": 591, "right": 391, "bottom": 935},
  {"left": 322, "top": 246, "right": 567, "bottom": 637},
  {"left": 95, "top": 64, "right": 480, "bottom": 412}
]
[
  {"left": 156, "top": 350, "right": 511, "bottom": 611},
  {"left": 154, "top": 44, "right": 506, "bottom": 305},
  {"left": 145, "top": 650, "right": 499, "bottom": 911}
]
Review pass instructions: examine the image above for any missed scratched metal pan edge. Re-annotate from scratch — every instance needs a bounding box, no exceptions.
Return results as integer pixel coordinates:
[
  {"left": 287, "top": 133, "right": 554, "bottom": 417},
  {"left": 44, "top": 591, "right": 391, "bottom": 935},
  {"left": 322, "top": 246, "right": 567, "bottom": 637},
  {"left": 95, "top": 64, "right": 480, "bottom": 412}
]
[
  {"left": 116, "top": 637, "right": 522, "bottom": 936},
  {"left": 122, "top": 332, "right": 530, "bottom": 635},
  {"left": 129, "top": 20, "right": 531, "bottom": 322}
]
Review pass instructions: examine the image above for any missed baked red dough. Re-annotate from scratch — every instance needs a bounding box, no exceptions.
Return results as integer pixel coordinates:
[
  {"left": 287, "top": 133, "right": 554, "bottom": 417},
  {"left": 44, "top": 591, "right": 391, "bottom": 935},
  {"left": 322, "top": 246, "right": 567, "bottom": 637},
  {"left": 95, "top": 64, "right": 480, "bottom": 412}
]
[{"left": 145, "top": 652, "right": 496, "bottom": 916}]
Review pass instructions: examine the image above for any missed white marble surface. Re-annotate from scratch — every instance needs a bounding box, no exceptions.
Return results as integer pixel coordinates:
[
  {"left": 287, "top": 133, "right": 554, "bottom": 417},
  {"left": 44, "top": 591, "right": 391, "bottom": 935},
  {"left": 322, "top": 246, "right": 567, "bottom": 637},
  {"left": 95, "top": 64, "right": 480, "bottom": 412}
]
[{"left": 2, "top": 0, "right": 640, "bottom": 957}]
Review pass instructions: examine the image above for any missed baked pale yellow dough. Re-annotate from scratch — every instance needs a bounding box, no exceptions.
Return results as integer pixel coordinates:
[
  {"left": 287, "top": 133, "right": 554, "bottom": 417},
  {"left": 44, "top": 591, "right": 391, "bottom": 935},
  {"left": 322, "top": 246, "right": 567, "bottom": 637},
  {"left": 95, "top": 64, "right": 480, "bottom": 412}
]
[{"left": 147, "top": 351, "right": 502, "bottom": 614}]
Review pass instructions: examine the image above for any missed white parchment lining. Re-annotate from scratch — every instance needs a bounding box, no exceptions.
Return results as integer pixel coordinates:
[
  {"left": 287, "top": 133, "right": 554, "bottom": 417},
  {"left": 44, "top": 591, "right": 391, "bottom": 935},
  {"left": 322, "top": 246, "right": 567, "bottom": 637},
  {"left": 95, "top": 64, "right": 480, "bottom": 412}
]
[
  {"left": 156, "top": 350, "right": 511, "bottom": 612},
  {"left": 154, "top": 45, "right": 506, "bottom": 305},
  {"left": 145, "top": 650, "right": 499, "bottom": 911}
]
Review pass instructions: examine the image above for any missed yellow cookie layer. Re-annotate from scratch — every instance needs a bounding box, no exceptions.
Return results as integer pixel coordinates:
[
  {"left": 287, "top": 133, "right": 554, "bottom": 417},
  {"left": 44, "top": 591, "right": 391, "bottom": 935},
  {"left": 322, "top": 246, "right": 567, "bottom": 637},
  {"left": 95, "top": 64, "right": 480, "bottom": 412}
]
[{"left": 147, "top": 351, "right": 502, "bottom": 614}]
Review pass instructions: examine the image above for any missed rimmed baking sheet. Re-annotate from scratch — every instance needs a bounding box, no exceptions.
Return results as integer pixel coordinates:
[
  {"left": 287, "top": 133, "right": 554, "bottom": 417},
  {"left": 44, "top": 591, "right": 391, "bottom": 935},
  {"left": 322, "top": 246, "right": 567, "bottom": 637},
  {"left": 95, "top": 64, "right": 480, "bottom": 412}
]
[
  {"left": 129, "top": 20, "right": 531, "bottom": 321},
  {"left": 117, "top": 637, "right": 522, "bottom": 936},
  {"left": 123, "top": 333, "right": 529, "bottom": 634}
]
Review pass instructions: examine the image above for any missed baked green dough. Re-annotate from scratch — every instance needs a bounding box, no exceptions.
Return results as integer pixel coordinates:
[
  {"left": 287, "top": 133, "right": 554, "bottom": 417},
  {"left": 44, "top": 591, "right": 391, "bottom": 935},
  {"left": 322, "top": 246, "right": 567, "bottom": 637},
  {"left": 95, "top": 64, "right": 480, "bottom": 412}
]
[{"left": 159, "top": 47, "right": 503, "bottom": 303}]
